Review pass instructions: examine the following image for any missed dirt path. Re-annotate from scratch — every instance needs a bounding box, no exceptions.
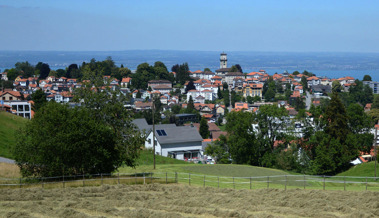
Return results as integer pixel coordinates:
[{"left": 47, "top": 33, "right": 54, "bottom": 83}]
[{"left": 0, "top": 184, "right": 378, "bottom": 217}]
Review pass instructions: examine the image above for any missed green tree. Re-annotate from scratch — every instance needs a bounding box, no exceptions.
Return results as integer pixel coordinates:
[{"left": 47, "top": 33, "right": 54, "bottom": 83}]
[
  {"left": 172, "top": 63, "right": 190, "bottom": 85},
  {"left": 332, "top": 80, "right": 342, "bottom": 93},
  {"left": 171, "top": 104, "right": 181, "bottom": 114},
  {"left": 5, "top": 68, "right": 19, "bottom": 81},
  {"left": 372, "top": 95, "right": 379, "bottom": 109},
  {"left": 301, "top": 76, "right": 308, "bottom": 92},
  {"left": 217, "top": 86, "right": 223, "bottom": 99},
  {"left": 14, "top": 102, "right": 121, "bottom": 177},
  {"left": 31, "top": 89, "right": 47, "bottom": 112},
  {"left": 363, "top": 75, "right": 372, "bottom": 81},
  {"left": 226, "top": 111, "right": 259, "bottom": 165},
  {"left": 73, "top": 78, "right": 144, "bottom": 168},
  {"left": 199, "top": 117, "right": 210, "bottom": 139},
  {"left": 36, "top": 62, "right": 50, "bottom": 80},
  {"left": 223, "top": 89, "right": 230, "bottom": 107},
  {"left": 136, "top": 90, "right": 142, "bottom": 98},
  {"left": 15, "top": 61, "right": 35, "bottom": 78},
  {"left": 186, "top": 95, "right": 195, "bottom": 113},
  {"left": 204, "top": 68, "right": 211, "bottom": 72},
  {"left": 264, "top": 88, "right": 275, "bottom": 102},
  {"left": 185, "top": 80, "right": 196, "bottom": 93},
  {"left": 204, "top": 135, "right": 230, "bottom": 164},
  {"left": 292, "top": 71, "right": 300, "bottom": 75}
]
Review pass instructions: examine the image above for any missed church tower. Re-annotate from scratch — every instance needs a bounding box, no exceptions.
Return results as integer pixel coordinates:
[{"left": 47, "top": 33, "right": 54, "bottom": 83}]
[{"left": 220, "top": 52, "right": 227, "bottom": 69}]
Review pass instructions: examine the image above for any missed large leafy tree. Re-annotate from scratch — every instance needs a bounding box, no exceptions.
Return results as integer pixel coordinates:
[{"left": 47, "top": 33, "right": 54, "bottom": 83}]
[
  {"left": 226, "top": 111, "right": 259, "bottom": 165},
  {"left": 172, "top": 63, "right": 190, "bottom": 85},
  {"left": 14, "top": 102, "right": 118, "bottom": 177},
  {"left": 15, "top": 61, "right": 35, "bottom": 78}
]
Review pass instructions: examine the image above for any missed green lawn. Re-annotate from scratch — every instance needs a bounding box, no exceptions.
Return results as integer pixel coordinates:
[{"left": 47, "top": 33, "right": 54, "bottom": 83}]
[
  {"left": 217, "top": 124, "right": 226, "bottom": 131},
  {"left": 336, "top": 161, "right": 379, "bottom": 178},
  {"left": 0, "top": 112, "right": 28, "bottom": 159}
]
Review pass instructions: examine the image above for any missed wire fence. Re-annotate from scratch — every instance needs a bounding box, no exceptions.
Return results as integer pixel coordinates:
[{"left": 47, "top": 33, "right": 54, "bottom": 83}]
[{"left": 1, "top": 172, "right": 379, "bottom": 191}]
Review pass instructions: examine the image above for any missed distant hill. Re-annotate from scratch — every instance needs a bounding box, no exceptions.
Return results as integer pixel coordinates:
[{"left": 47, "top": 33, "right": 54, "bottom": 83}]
[
  {"left": 0, "top": 112, "right": 28, "bottom": 159},
  {"left": 336, "top": 161, "right": 378, "bottom": 178}
]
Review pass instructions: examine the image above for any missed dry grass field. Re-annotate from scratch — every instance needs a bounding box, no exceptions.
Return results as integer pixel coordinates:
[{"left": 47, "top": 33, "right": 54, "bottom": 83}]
[{"left": 0, "top": 184, "right": 378, "bottom": 218}]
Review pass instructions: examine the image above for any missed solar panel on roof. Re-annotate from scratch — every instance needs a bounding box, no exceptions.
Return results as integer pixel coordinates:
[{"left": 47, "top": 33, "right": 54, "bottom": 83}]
[
  {"left": 161, "top": 130, "right": 167, "bottom": 136},
  {"left": 156, "top": 130, "right": 162, "bottom": 136}
]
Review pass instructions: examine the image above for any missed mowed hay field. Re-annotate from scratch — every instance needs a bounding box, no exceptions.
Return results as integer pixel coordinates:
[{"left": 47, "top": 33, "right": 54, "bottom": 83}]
[{"left": 1, "top": 184, "right": 378, "bottom": 218}]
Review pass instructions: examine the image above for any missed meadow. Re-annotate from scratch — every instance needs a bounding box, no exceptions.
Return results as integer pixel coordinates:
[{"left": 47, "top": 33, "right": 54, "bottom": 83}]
[{"left": 1, "top": 183, "right": 378, "bottom": 217}]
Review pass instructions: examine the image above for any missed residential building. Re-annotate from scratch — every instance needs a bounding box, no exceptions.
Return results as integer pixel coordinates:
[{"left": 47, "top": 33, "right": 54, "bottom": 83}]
[{"left": 363, "top": 81, "right": 379, "bottom": 94}]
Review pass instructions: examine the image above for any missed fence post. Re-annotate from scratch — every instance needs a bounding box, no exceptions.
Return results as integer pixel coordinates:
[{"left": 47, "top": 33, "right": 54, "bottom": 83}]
[
  {"left": 233, "top": 177, "right": 235, "bottom": 189},
  {"left": 118, "top": 173, "right": 120, "bottom": 185},
  {"left": 267, "top": 176, "right": 269, "bottom": 189},
  {"left": 19, "top": 178, "right": 21, "bottom": 189},
  {"left": 366, "top": 177, "right": 368, "bottom": 191},
  {"left": 285, "top": 175, "right": 287, "bottom": 191},
  {"left": 323, "top": 175, "right": 325, "bottom": 190},
  {"left": 63, "top": 175, "right": 65, "bottom": 188},
  {"left": 344, "top": 176, "right": 346, "bottom": 191},
  {"left": 166, "top": 172, "right": 168, "bottom": 184},
  {"left": 250, "top": 177, "right": 252, "bottom": 190},
  {"left": 303, "top": 175, "right": 306, "bottom": 190},
  {"left": 101, "top": 173, "right": 103, "bottom": 186},
  {"left": 189, "top": 173, "right": 191, "bottom": 186},
  {"left": 218, "top": 176, "right": 219, "bottom": 188},
  {"left": 135, "top": 173, "right": 137, "bottom": 185},
  {"left": 175, "top": 172, "right": 178, "bottom": 183},
  {"left": 203, "top": 175, "right": 205, "bottom": 187},
  {"left": 143, "top": 173, "right": 145, "bottom": 185},
  {"left": 83, "top": 174, "right": 85, "bottom": 187},
  {"left": 150, "top": 173, "right": 153, "bottom": 184},
  {"left": 42, "top": 178, "right": 44, "bottom": 189}
]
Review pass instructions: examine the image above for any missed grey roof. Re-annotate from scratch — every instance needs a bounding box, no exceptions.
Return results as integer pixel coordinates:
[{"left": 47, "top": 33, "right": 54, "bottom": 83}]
[
  {"left": 132, "top": 118, "right": 150, "bottom": 133},
  {"left": 202, "top": 140, "right": 213, "bottom": 150},
  {"left": 155, "top": 126, "right": 203, "bottom": 145},
  {"left": 132, "top": 118, "right": 177, "bottom": 135},
  {"left": 312, "top": 84, "right": 331, "bottom": 93},
  {"left": 215, "top": 68, "right": 231, "bottom": 72},
  {"left": 225, "top": 72, "right": 243, "bottom": 76}
]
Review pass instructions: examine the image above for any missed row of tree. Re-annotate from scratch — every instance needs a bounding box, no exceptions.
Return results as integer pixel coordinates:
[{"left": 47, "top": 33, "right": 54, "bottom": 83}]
[{"left": 206, "top": 92, "right": 374, "bottom": 175}]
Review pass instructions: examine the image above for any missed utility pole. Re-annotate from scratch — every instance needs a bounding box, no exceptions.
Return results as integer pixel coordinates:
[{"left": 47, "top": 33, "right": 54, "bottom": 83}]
[{"left": 152, "top": 97, "right": 156, "bottom": 170}]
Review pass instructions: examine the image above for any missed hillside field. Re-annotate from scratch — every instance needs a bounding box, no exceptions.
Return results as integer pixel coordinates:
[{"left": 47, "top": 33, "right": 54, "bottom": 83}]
[
  {"left": 0, "top": 111, "right": 28, "bottom": 159},
  {"left": 0, "top": 184, "right": 378, "bottom": 217}
]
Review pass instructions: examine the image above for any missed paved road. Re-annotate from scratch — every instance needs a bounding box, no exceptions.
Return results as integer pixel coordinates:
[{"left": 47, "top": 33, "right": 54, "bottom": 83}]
[
  {"left": 0, "top": 157, "right": 15, "bottom": 164},
  {"left": 305, "top": 91, "right": 312, "bottom": 110}
]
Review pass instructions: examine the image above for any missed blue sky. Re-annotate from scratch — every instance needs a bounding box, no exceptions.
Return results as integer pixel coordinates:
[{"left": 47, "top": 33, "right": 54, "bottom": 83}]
[{"left": 1, "top": 0, "right": 379, "bottom": 52}]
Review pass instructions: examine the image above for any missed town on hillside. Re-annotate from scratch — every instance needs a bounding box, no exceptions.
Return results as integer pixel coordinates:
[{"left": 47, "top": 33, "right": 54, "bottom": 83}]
[{"left": 1, "top": 53, "right": 379, "bottom": 167}]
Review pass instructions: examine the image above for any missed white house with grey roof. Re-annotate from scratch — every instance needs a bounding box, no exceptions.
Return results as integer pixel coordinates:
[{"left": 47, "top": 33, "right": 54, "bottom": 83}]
[
  {"left": 132, "top": 118, "right": 204, "bottom": 160},
  {"left": 144, "top": 125, "right": 203, "bottom": 161}
]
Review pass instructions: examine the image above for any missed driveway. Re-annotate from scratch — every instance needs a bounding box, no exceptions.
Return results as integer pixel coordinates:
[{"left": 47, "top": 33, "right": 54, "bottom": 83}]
[{"left": 0, "top": 157, "right": 15, "bottom": 164}]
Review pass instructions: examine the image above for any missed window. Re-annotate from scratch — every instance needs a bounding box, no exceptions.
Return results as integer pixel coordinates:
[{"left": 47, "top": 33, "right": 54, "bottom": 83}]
[
  {"left": 9, "top": 97, "right": 13, "bottom": 101},
  {"left": 148, "top": 139, "right": 151, "bottom": 144},
  {"left": 25, "top": 105, "right": 30, "bottom": 111}
]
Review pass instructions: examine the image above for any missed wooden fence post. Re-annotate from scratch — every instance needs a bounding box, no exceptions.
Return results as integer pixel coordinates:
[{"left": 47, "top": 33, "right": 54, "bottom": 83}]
[
  {"left": 344, "top": 176, "right": 346, "bottom": 191},
  {"left": 267, "top": 176, "right": 269, "bottom": 189},
  {"left": 118, "top": 173, "right": 120, "bottom": 185},
  {"left": 189, "top": 173, "right": 191, "bottom": 186},
  {"left": 323, "top": 175, "right": 325, "bottom": 190},
  {"left": 150, "top": 173, "right": 153, "bottom": 184},
  {"left": 285, "top": 175, "right": 287, "bottom": 191},
  {"left": 366, "top": 177, "right": 368, "bottom": 191},
  {"left": 233, "top": 177, "right": 235, "bottom": 189},
  {"left": 83, "top": 174, "right": 85, "bottom": 187},
  {"left": 19, "top": 178, "right": 21, "bottom": 189},
  {"left": 175, "top": 172, "right": 178, "bottom": 183},
  {"left": 218, "top": 176, "right": 219, "bottom": 188},
  {"left": 250, "top": 177, "right": 252, "bottom": 190},
  {"left": 303, "top": 175, "right": 306, "bottom": 190},
  {"left": 135, "top": 173, "right": 137, "bottom": 185},
  {"left": 42, "top": 178, "right": 44, "bottom": 189},
  {"left": 203, "top": 175, "right": 205, "bottom": 187},
  {"left": 166, "top": 172, "right": 168, "bottom": 184},
  {"left": 101, "top": 173, "right": 103, "bottom": 185},
  {"left": 63, "top": 175, "right": 65, "bottom": 188}
]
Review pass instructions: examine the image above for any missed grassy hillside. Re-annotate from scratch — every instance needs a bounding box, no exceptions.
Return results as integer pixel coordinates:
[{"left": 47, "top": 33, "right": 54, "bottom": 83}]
[
  {"left": 336, "top": 161, "right": 378, "bottom": 178},
  {"left": 0, "top": 112, "right": 28, "bottom": 159}
]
